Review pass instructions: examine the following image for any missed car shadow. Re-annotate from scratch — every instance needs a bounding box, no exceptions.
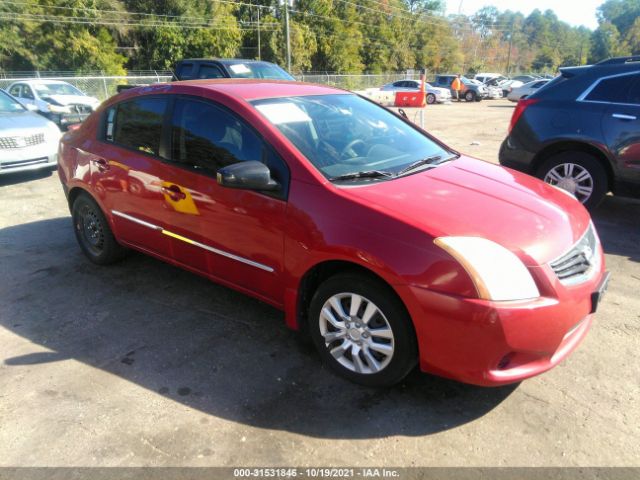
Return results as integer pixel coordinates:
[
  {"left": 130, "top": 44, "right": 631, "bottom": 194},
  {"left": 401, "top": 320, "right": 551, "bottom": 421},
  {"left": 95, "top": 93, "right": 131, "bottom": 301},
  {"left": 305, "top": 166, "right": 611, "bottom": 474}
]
[
  {"left": 1, "top": 217, "right": 519, "bottom": 439},
  {"left": 0, "top": 168, "right": 54, "bottom": 187},
  {"left": 592, "top": 195, "right": 640, "bottom": 263}
]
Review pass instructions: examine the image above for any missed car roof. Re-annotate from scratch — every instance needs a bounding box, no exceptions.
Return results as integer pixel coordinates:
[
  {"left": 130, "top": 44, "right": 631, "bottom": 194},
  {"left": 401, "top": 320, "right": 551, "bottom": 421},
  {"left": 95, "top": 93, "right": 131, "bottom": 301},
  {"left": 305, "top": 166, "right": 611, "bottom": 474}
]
[
  {"left": 178, "top": 58, "right": 279, "bottom": 66},
  {"left": 11, "top": 79, "right": 71, "bottom": 85},
  {"left": 136, "top": 79, "right": 349, "bottom": 101}
]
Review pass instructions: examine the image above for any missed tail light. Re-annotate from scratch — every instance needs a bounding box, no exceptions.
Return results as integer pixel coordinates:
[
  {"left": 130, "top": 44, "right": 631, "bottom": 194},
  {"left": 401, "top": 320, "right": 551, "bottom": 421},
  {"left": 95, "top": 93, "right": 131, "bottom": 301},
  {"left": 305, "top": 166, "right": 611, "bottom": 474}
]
[{"left": 509, "top": 98, "right": 539, "bottom": 134}]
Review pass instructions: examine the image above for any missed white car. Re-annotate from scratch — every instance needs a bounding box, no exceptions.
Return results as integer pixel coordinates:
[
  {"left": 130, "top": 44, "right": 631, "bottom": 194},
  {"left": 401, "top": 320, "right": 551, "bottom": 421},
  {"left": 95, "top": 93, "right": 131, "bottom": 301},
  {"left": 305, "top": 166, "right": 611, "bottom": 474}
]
[
  {"left": 7, "top": 80, "right": 100, "bottom": 129},
  {"left": 507, "top": 79, "right": 550, "bottom": 102},
  {"left": 0, "top": 89, "right": 61, "bottom": 175},
  {"left": 380, "top": 80, "right": 452, "bottom": 104}
]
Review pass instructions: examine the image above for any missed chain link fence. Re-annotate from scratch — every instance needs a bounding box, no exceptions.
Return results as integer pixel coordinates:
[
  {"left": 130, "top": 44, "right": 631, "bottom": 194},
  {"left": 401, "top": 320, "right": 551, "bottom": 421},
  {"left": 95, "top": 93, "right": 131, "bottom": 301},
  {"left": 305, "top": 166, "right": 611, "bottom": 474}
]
[
  {"left": 0, "top": 72, "right": 421, "bottom": 102},
  {"left": 0, "top": 74, "right": 174, "bottom": 102}
]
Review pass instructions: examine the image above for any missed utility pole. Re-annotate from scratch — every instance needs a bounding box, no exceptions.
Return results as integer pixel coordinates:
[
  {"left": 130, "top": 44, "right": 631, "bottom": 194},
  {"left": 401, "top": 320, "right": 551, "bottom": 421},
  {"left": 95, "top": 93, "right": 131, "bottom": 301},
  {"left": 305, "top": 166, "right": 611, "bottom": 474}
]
[
  {"left": 284, "top": 0, "right": 292, "bottom": 72},
  {"left": 257, "top": 6, "right": 261, "bottom": 60},
  {"left": 506, "top": 21, "right": 514, "bottom": 76}
]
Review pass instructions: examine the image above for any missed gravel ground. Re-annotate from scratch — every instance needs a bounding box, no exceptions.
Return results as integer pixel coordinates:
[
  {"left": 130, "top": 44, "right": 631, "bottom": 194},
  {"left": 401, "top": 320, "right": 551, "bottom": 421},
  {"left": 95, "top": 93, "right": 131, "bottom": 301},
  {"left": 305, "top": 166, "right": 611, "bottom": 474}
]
[{"left": 0, "top": 99, "right": 638, "bottom": 468}]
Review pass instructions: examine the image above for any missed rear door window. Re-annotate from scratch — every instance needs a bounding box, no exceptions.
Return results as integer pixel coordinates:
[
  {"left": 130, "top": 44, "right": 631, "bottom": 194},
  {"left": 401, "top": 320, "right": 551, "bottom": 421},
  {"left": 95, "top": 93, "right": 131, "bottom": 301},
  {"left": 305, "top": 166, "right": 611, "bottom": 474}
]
[
  {"left": 176, "top": 63, "right": 194, "bottom": 80},
  {"left": 9, "top": 84, "right": 21, "bottom": 97},
  {"left": 585, "top": 74, "right": 638, "bottom": 104},
  {"left": 108, "top": 97, "right": 168, "bottom": 157},
  {"left": 197, "top": 64, "right": 226, "bottom": 79}
]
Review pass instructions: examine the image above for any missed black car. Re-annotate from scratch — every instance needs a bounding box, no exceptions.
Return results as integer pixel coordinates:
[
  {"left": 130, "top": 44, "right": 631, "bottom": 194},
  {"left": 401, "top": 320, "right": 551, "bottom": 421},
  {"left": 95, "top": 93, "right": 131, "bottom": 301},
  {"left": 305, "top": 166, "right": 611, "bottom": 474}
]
[
  {"left": 499, "top": 56, "right": 640, "bottom": 209},
  {"left": 173, "top": 58, "right": 294, "bottom": 81}
]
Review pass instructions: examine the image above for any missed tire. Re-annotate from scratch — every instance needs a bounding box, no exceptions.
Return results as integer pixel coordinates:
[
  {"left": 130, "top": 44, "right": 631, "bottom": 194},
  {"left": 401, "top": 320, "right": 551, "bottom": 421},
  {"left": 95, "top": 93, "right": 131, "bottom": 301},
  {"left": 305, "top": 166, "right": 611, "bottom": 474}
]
[
  {"left": 72, "top": 192, "right": 127, "bottom": 265},
  {"left": 464, "top": 90, "right": 476, "bottom": 102},
  {"left": 308, "top": 273, "right": 418, "bottom": 387},
  {"left": 426, "top": 93, "right": 436, "bottom": 105},
  {"left": 536, "top": 152, "right": 608, "bottom": 210}
]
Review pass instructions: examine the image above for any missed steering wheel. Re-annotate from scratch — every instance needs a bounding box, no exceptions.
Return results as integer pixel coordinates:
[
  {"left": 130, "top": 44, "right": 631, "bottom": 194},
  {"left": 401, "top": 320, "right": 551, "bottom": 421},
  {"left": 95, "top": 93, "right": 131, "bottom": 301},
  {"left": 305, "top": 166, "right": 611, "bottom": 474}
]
[{"left": 340, "top": 139, "right": 367, "bottom": 160}]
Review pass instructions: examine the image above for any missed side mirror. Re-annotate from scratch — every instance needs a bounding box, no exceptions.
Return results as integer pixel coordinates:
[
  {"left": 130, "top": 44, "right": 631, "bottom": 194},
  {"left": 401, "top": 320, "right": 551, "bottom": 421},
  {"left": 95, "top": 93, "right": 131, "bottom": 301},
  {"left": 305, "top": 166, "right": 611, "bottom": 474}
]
[{"left": 216, "top": 161, "right": 279, "bottom": 191}]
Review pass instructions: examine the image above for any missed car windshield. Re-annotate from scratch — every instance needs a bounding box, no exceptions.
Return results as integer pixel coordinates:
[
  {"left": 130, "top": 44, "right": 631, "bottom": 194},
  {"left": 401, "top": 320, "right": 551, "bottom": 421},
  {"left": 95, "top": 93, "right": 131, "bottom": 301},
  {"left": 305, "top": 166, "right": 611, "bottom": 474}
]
[
  {"left": 227, "top": 62, "right": 294, "bottom": 80},
  {"left": 252, "top": 94, "right": 452, "bottom": 181},
  {"left": 33, "top": 83, "right": 84, "bottom": 97},
  {"left": 0, "top": 91, "right": 26, "bottom": 113}
]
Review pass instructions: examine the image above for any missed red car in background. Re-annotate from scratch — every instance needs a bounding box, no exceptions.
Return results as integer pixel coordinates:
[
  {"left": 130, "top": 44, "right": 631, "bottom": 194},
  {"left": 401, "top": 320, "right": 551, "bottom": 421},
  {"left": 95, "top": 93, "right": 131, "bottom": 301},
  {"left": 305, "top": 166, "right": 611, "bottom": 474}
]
[{"left": 58, "top": 80, "right": 609, "bottom": 387}]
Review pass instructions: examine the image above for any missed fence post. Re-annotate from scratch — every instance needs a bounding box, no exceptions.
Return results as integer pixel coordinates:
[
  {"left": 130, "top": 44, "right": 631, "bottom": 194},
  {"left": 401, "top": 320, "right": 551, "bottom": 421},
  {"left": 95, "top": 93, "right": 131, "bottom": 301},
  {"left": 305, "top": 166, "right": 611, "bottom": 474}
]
[{"left": 102, "top": 77, "right": 109, "bottom": 100}]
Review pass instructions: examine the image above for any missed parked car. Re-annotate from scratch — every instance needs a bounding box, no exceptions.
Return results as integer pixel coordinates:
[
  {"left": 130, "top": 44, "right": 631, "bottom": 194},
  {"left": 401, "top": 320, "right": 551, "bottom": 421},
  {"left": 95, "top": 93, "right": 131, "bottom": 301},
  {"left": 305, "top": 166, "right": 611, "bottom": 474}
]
[
  {"left": 432, "top": 75, "right": 489, "bottom": 101},
  {"left": 58, "top": 80, "right": 609, "bottom": 387},
  {"left": 499, "top": 79, "right": 524, "bottom": 96},
  {"left": 500, "top": 56, "right": 640, "bottom": 209},
  {"left": 0, "top": 89, "right": 61, "bottom": 175},
  {"left": 507, "top": 79, "right": 551, "bottom": 102},
  {"left": 511, "top": 75, "right": 539, "bottom": 83},
  {"left": 174, "top": 58, "right": 294, "bottom": 81},
  {"left": 380, "top": 79, "right": 452, "bottom": 104},
  {"left": 7, "top": 80, "right": 100, "bottom": 129},
  {"left": 474, "top": 73, "right": 505, "bottom": 84}
]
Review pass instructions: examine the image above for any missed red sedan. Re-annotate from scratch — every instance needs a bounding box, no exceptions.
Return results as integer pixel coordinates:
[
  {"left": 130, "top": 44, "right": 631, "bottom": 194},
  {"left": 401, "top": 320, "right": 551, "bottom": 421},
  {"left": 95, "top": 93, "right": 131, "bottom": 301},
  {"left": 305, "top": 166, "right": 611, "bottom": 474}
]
[{"left": 58, "top": 80, "right": 609, "bottom": 387}]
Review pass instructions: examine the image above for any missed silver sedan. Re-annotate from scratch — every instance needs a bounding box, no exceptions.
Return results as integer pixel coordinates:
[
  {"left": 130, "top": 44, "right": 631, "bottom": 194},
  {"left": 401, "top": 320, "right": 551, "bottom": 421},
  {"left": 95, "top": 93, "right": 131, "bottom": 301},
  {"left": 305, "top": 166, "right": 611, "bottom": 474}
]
[
  {"left": 507, "top": 79, "right": 550, "bottom": 102},
  {"left": 381, "top": 80, "right": 452, "bottom": 104},
  {"left": 0, "top": 90, "right": 61, "bottom": 175}
]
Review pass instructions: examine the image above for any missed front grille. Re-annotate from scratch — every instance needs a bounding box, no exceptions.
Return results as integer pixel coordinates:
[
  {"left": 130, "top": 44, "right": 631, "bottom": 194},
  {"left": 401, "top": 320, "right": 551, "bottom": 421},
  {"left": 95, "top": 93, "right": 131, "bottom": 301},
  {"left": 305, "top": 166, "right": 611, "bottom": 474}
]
[
  {"left": 550, "top": 223, "right": 599, "bottom": 285},
  {"left": 0, "top": 133, "right": 45, "bottom": 149},
  {"left": 68, "top": 104, "right": 93, "bottom": 114}
]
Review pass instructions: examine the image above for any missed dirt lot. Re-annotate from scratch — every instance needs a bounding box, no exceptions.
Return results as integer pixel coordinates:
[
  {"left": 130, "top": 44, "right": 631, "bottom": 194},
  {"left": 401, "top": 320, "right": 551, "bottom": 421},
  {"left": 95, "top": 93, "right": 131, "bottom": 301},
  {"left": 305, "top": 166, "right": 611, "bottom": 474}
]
[{"left": 0, "top": 99, "right": 639, "bottom": 468}]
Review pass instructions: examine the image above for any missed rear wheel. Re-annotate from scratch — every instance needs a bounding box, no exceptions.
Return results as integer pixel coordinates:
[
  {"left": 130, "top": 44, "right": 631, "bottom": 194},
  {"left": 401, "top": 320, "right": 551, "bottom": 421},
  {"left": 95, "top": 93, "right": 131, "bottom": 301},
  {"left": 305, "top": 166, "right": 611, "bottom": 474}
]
[
  {"left": 465, "top": 90, "right": 476, "bottom": 102},
  {"left": 72, "top": 193, "right": 127, "bottom": 265},
  {"left": 308, "top": 273, "right": 417, "bottom": 387},
  {"left": 426, "top": 93, "right": 436, "bottom": 104},
  {"left": 537, "top": 152, "right": 608, "bottom": 210}
]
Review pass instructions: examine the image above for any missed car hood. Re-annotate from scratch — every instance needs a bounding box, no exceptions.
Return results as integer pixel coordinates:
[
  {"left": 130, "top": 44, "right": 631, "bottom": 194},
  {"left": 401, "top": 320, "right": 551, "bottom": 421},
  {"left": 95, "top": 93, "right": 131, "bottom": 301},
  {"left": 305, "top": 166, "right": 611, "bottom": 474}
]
[
  {"left": 0, "top": 111, "right": 57, "bottom": 135},
  {"left": 340, "top": 157, "right": 591, "bottom": 266},
  {"left": 45, "top": 95, "right": 98, "bottom": 107}
]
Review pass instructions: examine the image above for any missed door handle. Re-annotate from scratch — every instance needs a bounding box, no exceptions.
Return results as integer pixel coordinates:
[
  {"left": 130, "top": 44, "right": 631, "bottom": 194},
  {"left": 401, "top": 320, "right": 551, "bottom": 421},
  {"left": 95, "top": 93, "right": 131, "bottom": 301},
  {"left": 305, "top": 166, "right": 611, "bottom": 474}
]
[
  {"left": 612, "top": 113, "right": 637, "bottom": 121},
  {"left": 161, "top": 185, "right": 187, "bottom": 201},
  {"left": 91, "top": 157, "right": 110, "bottom": 172}
]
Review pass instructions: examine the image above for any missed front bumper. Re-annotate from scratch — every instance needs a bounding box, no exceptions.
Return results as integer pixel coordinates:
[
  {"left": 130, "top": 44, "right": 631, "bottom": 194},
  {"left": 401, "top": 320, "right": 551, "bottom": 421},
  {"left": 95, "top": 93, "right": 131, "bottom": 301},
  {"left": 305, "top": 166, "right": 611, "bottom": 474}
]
[
  {"left": 0, "top": 138, "right": 59, "bottom": 175},
  {"left": 403, "top": 265, "right": 608, "bottom": 386}
]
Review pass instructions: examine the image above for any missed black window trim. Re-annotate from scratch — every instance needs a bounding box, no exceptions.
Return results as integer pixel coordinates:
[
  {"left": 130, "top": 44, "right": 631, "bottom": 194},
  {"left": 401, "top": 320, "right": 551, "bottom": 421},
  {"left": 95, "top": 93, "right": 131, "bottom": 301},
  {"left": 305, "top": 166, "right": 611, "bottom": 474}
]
[{"left": 577, "top": 70, "right": 640, "bottom": 106}]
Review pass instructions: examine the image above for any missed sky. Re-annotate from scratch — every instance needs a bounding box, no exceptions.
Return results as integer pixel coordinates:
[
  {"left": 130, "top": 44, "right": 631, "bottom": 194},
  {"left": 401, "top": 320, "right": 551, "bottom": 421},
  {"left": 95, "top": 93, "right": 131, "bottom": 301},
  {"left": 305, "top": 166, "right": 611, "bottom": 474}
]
[{"left": 445, "top": 0, "right": 601, "bottom": 29}]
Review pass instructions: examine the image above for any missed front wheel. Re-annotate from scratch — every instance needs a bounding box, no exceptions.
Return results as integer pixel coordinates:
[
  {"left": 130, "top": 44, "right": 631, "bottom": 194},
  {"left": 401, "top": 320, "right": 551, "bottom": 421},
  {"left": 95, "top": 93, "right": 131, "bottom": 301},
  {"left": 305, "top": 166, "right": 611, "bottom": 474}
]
[
  {"left": 426, "top": 93, "right": 436, "bottom": 104},
  {"left": 308, "top": 273, "right": 418, "bottom": 387},
  {"left": 465, "top": 90, "right": 476, "bottom": 102},
  {"left": 537, "top": 152, "right": 608, "bottom": 210}
]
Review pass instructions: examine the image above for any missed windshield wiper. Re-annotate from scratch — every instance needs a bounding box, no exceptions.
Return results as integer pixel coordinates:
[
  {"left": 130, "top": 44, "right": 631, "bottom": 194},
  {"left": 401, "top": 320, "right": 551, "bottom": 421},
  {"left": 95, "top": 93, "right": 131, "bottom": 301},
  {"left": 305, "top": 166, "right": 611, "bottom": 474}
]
[
  {"left": 329, "top": 170, "right": 394, "bottom": 182},
  {"left": 396, "top": 155, "right": 442, "bottom": 177},
  {"left": 396, "top": 153, "right": 459, "bottom": 177}
]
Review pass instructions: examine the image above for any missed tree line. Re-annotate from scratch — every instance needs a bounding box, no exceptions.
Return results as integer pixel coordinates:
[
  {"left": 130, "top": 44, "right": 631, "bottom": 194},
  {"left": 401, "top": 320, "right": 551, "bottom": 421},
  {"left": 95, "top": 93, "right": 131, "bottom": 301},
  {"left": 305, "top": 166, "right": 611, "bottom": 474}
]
[{"left": 0, "top": 0, "right": 639, "bottom": 76}]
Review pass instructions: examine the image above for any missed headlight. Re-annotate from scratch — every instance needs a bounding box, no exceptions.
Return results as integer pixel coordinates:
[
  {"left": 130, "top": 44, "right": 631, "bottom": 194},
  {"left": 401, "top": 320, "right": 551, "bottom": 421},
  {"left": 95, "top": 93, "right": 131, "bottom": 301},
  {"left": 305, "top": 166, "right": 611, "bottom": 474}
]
[
  {"left": 434, "top": 237, "right": 540, "bottom": 301},
  {"left": 47, "top": 104, "right": 71, "bottom": 113}
]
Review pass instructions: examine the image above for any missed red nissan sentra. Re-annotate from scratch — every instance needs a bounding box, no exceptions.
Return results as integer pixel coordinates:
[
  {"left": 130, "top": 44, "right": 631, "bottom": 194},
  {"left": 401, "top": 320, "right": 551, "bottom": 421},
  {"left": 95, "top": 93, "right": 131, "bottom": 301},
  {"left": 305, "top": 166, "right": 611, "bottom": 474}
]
[{"left": 58, "top": 80, "right": 610, "bottom": 387}]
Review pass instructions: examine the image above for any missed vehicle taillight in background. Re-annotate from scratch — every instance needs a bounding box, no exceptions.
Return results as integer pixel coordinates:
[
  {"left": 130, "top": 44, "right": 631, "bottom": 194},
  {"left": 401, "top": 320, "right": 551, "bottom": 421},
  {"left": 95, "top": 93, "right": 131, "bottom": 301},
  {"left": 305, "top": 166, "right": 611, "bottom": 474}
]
[{"left": 509, "top": 98, "right": 539, "bottom": 134}]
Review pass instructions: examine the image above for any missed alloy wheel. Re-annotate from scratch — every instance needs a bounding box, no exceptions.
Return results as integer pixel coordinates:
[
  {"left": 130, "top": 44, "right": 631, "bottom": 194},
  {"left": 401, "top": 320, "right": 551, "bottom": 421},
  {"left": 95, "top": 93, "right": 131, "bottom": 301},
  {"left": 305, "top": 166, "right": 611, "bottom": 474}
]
[
  {"left": 543, "top": 162, "right": 594, "bottom": 203},
  {"left": 318, "top": 292, "right": 395, "bottom": 375}
]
